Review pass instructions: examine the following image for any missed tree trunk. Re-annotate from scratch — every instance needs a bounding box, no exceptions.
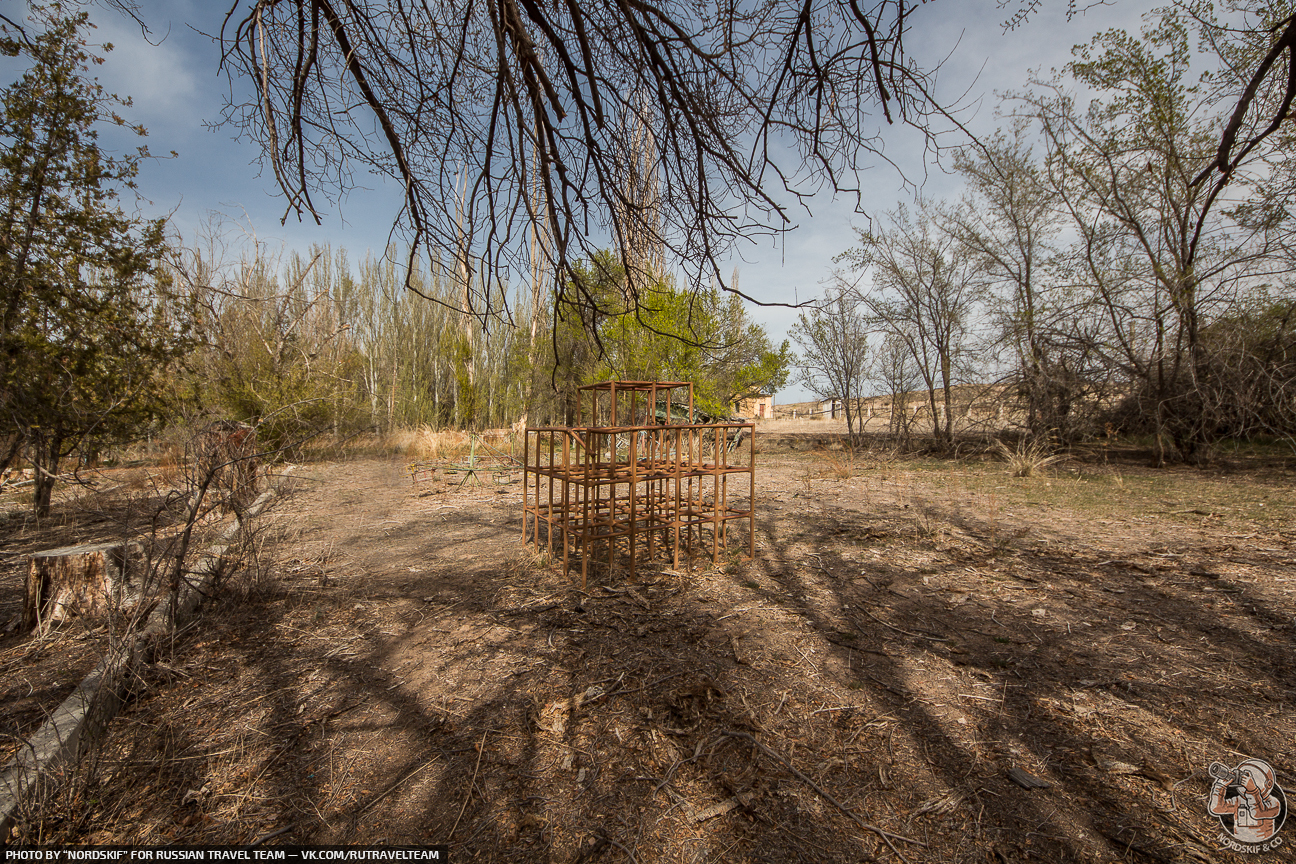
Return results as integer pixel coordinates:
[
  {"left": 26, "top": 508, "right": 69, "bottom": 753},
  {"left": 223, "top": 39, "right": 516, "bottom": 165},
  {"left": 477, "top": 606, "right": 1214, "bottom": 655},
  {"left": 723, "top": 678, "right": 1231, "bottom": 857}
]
[
  {"left": 31, "top": 434, "right": 62, "bottom": 518},
  {"left": 940, "top": 356, "right": 954, "bottom": 445},
  {"left": 925, "top": 387, "right": 942, "bottom": 444},
  {"left": 0, "top": 432, "right": 20, "bottom": 475},
  {"left": 23, "top": 541, "right": 145, "bottom": 632}
]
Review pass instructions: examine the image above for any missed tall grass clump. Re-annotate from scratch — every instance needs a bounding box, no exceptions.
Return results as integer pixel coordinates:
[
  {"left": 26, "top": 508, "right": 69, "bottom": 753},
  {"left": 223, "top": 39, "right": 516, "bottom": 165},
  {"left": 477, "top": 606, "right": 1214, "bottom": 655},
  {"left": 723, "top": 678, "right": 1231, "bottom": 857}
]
[{"left": 994, "top": 438, "right": 1064, "bottom": 478}]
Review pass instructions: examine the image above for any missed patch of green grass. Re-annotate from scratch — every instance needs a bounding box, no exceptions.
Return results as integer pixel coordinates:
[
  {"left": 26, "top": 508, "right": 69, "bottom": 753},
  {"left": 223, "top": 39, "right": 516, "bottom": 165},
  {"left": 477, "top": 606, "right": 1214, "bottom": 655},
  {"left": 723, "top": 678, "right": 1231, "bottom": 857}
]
[
  {"left": 899, "top": 449, "right": 1293, "bottom": 530},
  {"left": 1216, "top": 435, "right": 1296, "bottom": 460}
]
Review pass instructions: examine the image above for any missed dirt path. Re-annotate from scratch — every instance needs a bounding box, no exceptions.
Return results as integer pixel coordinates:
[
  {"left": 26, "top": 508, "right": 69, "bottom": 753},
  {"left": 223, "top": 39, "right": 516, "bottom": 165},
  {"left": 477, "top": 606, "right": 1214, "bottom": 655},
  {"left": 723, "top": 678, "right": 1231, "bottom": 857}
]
[{"left": 6, "top": 447, "right": 1295, "bottom": 862}]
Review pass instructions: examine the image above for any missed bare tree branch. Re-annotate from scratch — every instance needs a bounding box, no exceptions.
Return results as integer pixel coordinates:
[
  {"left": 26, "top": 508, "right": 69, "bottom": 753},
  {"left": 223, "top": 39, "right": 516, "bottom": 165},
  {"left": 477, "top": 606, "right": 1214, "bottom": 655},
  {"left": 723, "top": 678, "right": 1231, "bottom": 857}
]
[{"left": 215, "top": 0, "right": 953, "bottom": 322}]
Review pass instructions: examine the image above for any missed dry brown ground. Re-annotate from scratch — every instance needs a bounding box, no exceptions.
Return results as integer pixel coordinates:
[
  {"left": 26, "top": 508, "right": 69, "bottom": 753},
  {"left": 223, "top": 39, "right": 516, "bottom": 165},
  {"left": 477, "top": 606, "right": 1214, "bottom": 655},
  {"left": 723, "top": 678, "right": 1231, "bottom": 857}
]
[
  {"left": 3, "top": 440, "right": 1295, "bottom": 863},
  {"left": 0, "top": 471, "right": 204, "bottom": 766}
]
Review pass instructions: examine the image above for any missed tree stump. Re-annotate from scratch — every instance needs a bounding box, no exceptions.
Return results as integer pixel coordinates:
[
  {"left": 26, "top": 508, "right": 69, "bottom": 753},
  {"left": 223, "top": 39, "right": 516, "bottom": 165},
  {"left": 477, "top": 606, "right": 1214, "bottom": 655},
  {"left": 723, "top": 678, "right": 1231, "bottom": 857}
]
[{"left": 23, "top": 542, "right": 145, "bottom": 633}]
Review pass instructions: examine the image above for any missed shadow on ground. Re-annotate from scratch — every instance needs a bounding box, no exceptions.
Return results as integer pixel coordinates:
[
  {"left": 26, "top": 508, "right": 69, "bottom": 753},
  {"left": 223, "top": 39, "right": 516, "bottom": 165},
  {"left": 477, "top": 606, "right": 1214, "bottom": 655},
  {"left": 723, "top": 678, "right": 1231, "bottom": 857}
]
[{"left": 11, "top": 453, "right": 1295, "bottom": 863}]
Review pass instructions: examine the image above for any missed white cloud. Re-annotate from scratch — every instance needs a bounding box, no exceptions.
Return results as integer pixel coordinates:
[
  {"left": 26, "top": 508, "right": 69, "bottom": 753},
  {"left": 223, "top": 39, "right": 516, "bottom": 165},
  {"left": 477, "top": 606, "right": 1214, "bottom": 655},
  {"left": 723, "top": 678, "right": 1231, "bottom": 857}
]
[{"left": 91, "top": 12, "right": 200, "bottom": 125}]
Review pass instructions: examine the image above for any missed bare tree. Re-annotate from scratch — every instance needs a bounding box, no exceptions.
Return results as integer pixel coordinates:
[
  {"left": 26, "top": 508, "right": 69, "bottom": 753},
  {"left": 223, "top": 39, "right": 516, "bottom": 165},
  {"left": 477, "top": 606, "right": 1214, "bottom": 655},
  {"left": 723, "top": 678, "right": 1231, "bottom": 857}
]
[
  {"left": 946, "top": 126, "right": 1115, "bottom": 443},
  {"left": 948, "top": 128, "right": 1060, "bottom": 439},
  {"left": 790, "top": 286, "right": 871, "bottom": 445},
  {"left": 839, "top": 204, "right": 984, "bottom": 447},
  {"left": 215, "top": 0, "right": 955, "bottom": 322},
  {"left": 873, "top": 331, "right": 922, "bottom": 445},
  {"left": 615, "top": 93, "right": 665, "bottom": 291},
  {"left": 1019, "top": 14, "right": 1295, "bottom": 462}
]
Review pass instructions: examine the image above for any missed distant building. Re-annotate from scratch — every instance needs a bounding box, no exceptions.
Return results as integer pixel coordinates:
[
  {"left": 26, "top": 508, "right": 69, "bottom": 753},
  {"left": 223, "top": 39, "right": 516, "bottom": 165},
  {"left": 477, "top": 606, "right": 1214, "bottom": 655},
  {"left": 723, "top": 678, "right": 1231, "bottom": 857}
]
[{"left": 734, "top": 391, "right": 775, "bottom": 419}]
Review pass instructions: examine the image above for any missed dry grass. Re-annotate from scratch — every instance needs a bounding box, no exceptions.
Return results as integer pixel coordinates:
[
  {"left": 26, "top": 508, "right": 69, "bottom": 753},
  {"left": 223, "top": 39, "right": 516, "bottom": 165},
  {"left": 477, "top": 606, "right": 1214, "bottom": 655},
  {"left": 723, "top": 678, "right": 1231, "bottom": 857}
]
[
  {"left": 6, "top": 446, "right": 1296, "bottom": 860},
  {"left": 814, "top": 450, "right": 856, "bottom": 480},
  {"left": 308, "top": 427, "right": 522, "bottom": 463},
  {"left": 383, "top": 426, "right": 473, "bottom": 460},
  {"left": 993, "top": 437, "right": 1065, "bottom": 477}
]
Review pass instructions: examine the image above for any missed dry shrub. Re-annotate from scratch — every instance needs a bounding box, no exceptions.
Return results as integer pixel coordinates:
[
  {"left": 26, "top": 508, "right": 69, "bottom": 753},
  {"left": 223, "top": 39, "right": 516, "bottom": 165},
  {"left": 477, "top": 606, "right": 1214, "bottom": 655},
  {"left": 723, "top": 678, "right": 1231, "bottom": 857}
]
[
  {"left": 153, "top": 442, "right": 185, "bottom": 487},
  {"left": 306, "top": 426, "right": 471, "bottom": 460},
  {"left": 816, "top": 450, "right": 855, "bottom": 480},
  {"left": 401, "top": 427, "right": 522, "bottom": 461},
  {"left": 477, "top": 428, "right": 520, "bottom": 456},
  {"left": 292, "top": 426, "right": 523, "bottom": 462},
  {"left": 994, "top": 438, "right": 1064, "bottom": 477},
  {"left": 400, "top": 427, "right": 471, "bottom": 460},
  {"left": 118, "top": 467, "right": 151, "bottom": 490}
]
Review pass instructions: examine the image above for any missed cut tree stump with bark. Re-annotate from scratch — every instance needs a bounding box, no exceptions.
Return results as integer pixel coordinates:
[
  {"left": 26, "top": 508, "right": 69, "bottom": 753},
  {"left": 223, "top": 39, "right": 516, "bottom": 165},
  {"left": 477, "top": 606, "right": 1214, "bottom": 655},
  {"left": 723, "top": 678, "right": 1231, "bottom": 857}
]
[{"left": 23, "top": 542, "right": 147, "bottom": 633}]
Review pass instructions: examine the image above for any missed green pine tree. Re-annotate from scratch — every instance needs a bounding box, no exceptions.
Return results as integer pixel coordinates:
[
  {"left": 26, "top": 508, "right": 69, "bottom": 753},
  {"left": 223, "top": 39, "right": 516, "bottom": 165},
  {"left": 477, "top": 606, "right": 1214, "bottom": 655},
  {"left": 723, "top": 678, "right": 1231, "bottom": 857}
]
[{"left": 0, "top": 4, "right": 183, "bottom": 515}]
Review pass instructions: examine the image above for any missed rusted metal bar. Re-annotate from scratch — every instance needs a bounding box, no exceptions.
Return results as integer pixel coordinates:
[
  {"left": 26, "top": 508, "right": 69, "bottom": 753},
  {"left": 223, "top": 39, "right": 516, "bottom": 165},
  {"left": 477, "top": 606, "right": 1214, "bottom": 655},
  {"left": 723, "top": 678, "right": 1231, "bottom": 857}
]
[{"left": 522, "top": 381, "right": 756, "bottom": 585}]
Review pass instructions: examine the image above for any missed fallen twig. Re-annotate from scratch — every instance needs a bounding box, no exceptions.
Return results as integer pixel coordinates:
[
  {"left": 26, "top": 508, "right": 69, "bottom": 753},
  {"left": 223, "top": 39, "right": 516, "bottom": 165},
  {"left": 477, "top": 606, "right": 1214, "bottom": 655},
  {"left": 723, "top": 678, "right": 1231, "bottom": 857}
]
[
  {"left": 811, "top": 705, "right": 865, "bottom": 716},
  {"left": 595, "top": 670, "right": 690, "bottom": 704},
  {"left": 248, "top": 823, "right": 295, "bottom": 845},
  {"left": 858, "top": 607, "right": 950, "bottom": 642},
  {"left": 654, "top": 736, "right": 711, "bottom": 792},
  {"left": 718, "top": 730, "right": 924, "bottom": 863},
  {"left": 1096, "top": 826, "right": 1175, "bottom": 863},
  {"left": 359, "top": 753, "right": 440, "bottom": 815},
  {"left": 450, "top": 730, "right": 488, "bottom": 840},
  {"left": 865, "top": 674, "right": 915, "bottom": 702},
  {"left": 600, "top": 833, "right": 639, "bottom": 864}
]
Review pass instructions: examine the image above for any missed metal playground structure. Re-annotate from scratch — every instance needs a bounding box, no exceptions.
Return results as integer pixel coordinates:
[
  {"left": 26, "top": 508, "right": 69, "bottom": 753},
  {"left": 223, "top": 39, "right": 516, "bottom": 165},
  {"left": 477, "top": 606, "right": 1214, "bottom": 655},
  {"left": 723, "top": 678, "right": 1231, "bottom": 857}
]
[{"left": 522, "top": 381, "right": 756, "bottom": 588}]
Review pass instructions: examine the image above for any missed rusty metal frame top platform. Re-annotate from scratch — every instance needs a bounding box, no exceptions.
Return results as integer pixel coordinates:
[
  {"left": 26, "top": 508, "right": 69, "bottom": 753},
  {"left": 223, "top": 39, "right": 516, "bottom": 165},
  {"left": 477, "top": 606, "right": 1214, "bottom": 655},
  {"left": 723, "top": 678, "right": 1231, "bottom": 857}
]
[{"left": 576, "top": 380, "right": 695, "bottom": 427}]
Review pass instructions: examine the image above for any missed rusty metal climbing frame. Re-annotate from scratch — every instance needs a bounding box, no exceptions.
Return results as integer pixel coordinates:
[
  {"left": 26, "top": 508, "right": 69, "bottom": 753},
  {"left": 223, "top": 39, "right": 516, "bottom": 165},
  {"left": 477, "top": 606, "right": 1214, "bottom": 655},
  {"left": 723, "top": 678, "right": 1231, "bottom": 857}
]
[{"left": 522, "top": 381, "right": 756, "bottom": 588}]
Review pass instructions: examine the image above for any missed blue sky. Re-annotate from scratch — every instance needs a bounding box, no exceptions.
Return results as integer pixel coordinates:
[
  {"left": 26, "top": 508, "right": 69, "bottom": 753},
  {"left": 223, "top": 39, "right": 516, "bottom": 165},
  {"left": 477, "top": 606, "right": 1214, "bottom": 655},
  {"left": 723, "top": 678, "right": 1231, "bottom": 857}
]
[{"left": 19, "top": 0, "right": 1153, "bottom": 401}]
